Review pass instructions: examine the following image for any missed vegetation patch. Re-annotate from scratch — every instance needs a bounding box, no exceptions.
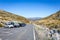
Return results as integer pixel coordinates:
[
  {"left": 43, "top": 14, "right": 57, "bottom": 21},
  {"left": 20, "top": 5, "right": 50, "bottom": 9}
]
[
  {"left": 0, "top": 10, "right": 30, "bottom": 24},
  {"left": 0, "top": 23, "right": 4, "bottom": 27},
  {"left": 35, "top": 11, "right": 60, "bottom": 30}
]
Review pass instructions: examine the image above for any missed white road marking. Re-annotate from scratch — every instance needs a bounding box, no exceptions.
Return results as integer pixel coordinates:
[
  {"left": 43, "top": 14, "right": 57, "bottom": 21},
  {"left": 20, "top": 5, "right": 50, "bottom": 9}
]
[
  {"left": 33, "top": 26, "right": 36, "bottom": 40},
  {"left": 0, "top": 38, "right": 2, "bottom": 40}
]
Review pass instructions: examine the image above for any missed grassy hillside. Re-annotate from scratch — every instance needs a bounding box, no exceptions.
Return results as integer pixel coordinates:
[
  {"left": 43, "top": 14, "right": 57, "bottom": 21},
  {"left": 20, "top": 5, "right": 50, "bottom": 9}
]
[
  {"left": 35, "top": 10, "right": 60, "bottom": 30},
  {"left": 0, "top": 10, "right": 30, "bottom": 27}
]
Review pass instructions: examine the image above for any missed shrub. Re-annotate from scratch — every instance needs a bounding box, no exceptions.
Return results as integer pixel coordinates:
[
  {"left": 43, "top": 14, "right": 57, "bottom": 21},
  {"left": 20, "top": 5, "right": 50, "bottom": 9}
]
[{"left": 0, "top": 23, "right": 3, "bottom": 27}]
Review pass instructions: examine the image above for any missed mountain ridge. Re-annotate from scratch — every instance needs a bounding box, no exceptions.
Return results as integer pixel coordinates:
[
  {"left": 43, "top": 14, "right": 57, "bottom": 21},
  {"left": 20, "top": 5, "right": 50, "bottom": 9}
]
[{"left": 28, "top": 17, "right": 41, "bottom": 21}]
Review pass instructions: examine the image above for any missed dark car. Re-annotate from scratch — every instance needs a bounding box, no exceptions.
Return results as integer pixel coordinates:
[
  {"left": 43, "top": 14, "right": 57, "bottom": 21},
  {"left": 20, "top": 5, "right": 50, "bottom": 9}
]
[
  {"left": 13, "top": 23, "right": 20, "bottom": 28},
  {"left": 57, "top": 30, "right": 60, "bottom": 34},
  {"left": 18, "top": 23, "right": 26, "bottom": 27}
]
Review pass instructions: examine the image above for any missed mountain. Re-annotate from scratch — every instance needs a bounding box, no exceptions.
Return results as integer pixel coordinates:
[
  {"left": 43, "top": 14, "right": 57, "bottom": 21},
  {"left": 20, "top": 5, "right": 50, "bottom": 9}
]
[
  {"left": 28, "top": 17, "right": 41, "bottom": 21},
  {"left": 0, "top": 10, "right": 30, "bottom": 27},
  {"left": 43, "top": 11, "right": 60, "bottom": 20},
  {"left": 35, "top": 10, "right": 60, "bottom": 30}
]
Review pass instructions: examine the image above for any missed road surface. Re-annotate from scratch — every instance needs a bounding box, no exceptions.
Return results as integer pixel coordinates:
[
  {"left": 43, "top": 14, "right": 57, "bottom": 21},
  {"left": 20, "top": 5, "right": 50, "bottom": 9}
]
[{"left": 0, "top": 24, "right": 35, "bottom": 40}]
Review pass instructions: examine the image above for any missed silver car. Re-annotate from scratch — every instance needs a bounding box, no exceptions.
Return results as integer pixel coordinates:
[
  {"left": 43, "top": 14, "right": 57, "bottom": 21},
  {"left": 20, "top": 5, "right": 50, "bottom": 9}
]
[{"left": 4, "top": 25, "right": 14, "bottom": 28}]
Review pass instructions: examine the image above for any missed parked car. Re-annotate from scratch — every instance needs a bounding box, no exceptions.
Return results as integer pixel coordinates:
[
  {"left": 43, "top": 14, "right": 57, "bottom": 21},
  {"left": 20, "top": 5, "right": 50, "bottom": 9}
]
[
  {"left": 4, "top": 21, "right": 26, "bottom": 28},
  {"left": 4, "top": 25, "right": 14, "bottom": 28},
  {"left": 57, "top": 30, "right": 60, "bottom": 34},
  {"left": 14, "top": 23, "right": 20, "bottom": 28},
  {"left": 18, "top": 23, "right": 26, "bottom": 27}
]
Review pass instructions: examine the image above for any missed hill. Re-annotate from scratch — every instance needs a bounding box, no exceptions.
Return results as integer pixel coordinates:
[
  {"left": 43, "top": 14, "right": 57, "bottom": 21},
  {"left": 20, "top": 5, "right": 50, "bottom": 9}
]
[
  {"left": 0, "top": 10, "right": 30, "bottom": 27},
  {"left": 35, "top": 10, "right": 60, "bottom": 30}
]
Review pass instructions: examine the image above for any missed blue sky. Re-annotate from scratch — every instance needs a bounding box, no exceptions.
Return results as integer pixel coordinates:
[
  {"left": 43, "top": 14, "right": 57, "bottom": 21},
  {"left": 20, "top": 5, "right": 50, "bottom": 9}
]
[{"left": 0, "top": 0, "right": 60, "bottom": 18}]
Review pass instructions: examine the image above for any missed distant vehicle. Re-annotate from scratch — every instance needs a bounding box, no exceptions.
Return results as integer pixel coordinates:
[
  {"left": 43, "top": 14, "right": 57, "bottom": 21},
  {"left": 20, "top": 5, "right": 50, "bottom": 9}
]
[{"left": 4, "top": 25, "right": 14, "bottom": 28}]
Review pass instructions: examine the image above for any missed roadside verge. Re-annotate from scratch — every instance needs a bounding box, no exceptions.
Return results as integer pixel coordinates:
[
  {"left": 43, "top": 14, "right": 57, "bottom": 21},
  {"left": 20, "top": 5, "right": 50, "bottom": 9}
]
[{"left": 33, "top": 24, "right": 49, "bottom": 40}]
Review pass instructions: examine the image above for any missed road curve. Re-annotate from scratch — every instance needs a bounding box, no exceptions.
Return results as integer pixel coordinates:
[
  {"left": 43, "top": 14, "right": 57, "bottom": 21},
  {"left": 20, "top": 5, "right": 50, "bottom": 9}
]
[{"left": 0, "top": 24, "right": 35, "bottom": 40}]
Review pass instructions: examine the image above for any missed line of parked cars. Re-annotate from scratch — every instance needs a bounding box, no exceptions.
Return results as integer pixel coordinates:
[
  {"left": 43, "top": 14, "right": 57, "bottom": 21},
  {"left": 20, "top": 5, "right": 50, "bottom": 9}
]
[{"left": 4, "top": 21, "right": 26, "bottom": 28}]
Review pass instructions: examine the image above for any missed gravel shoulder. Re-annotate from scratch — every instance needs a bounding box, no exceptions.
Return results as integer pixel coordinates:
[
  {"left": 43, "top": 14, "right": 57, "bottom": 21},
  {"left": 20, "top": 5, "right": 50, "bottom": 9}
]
[{"left": 34, "top": 24, "right": 49, "bottom": 40}]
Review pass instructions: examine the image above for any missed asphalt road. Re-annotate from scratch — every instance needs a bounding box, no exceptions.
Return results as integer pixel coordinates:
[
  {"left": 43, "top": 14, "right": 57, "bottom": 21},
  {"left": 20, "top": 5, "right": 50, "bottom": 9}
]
[{"left": 0, "top": 24, "right": 35, "bottom": 40}]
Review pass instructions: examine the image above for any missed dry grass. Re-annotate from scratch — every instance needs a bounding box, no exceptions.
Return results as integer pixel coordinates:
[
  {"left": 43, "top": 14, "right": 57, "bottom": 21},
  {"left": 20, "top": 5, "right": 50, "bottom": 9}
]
[
  {"left": 35, "top": 10, "right": 60, "bottom": 30},
  {"left": 0, "top": 10, "right": 30, "bottom": 24}
]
